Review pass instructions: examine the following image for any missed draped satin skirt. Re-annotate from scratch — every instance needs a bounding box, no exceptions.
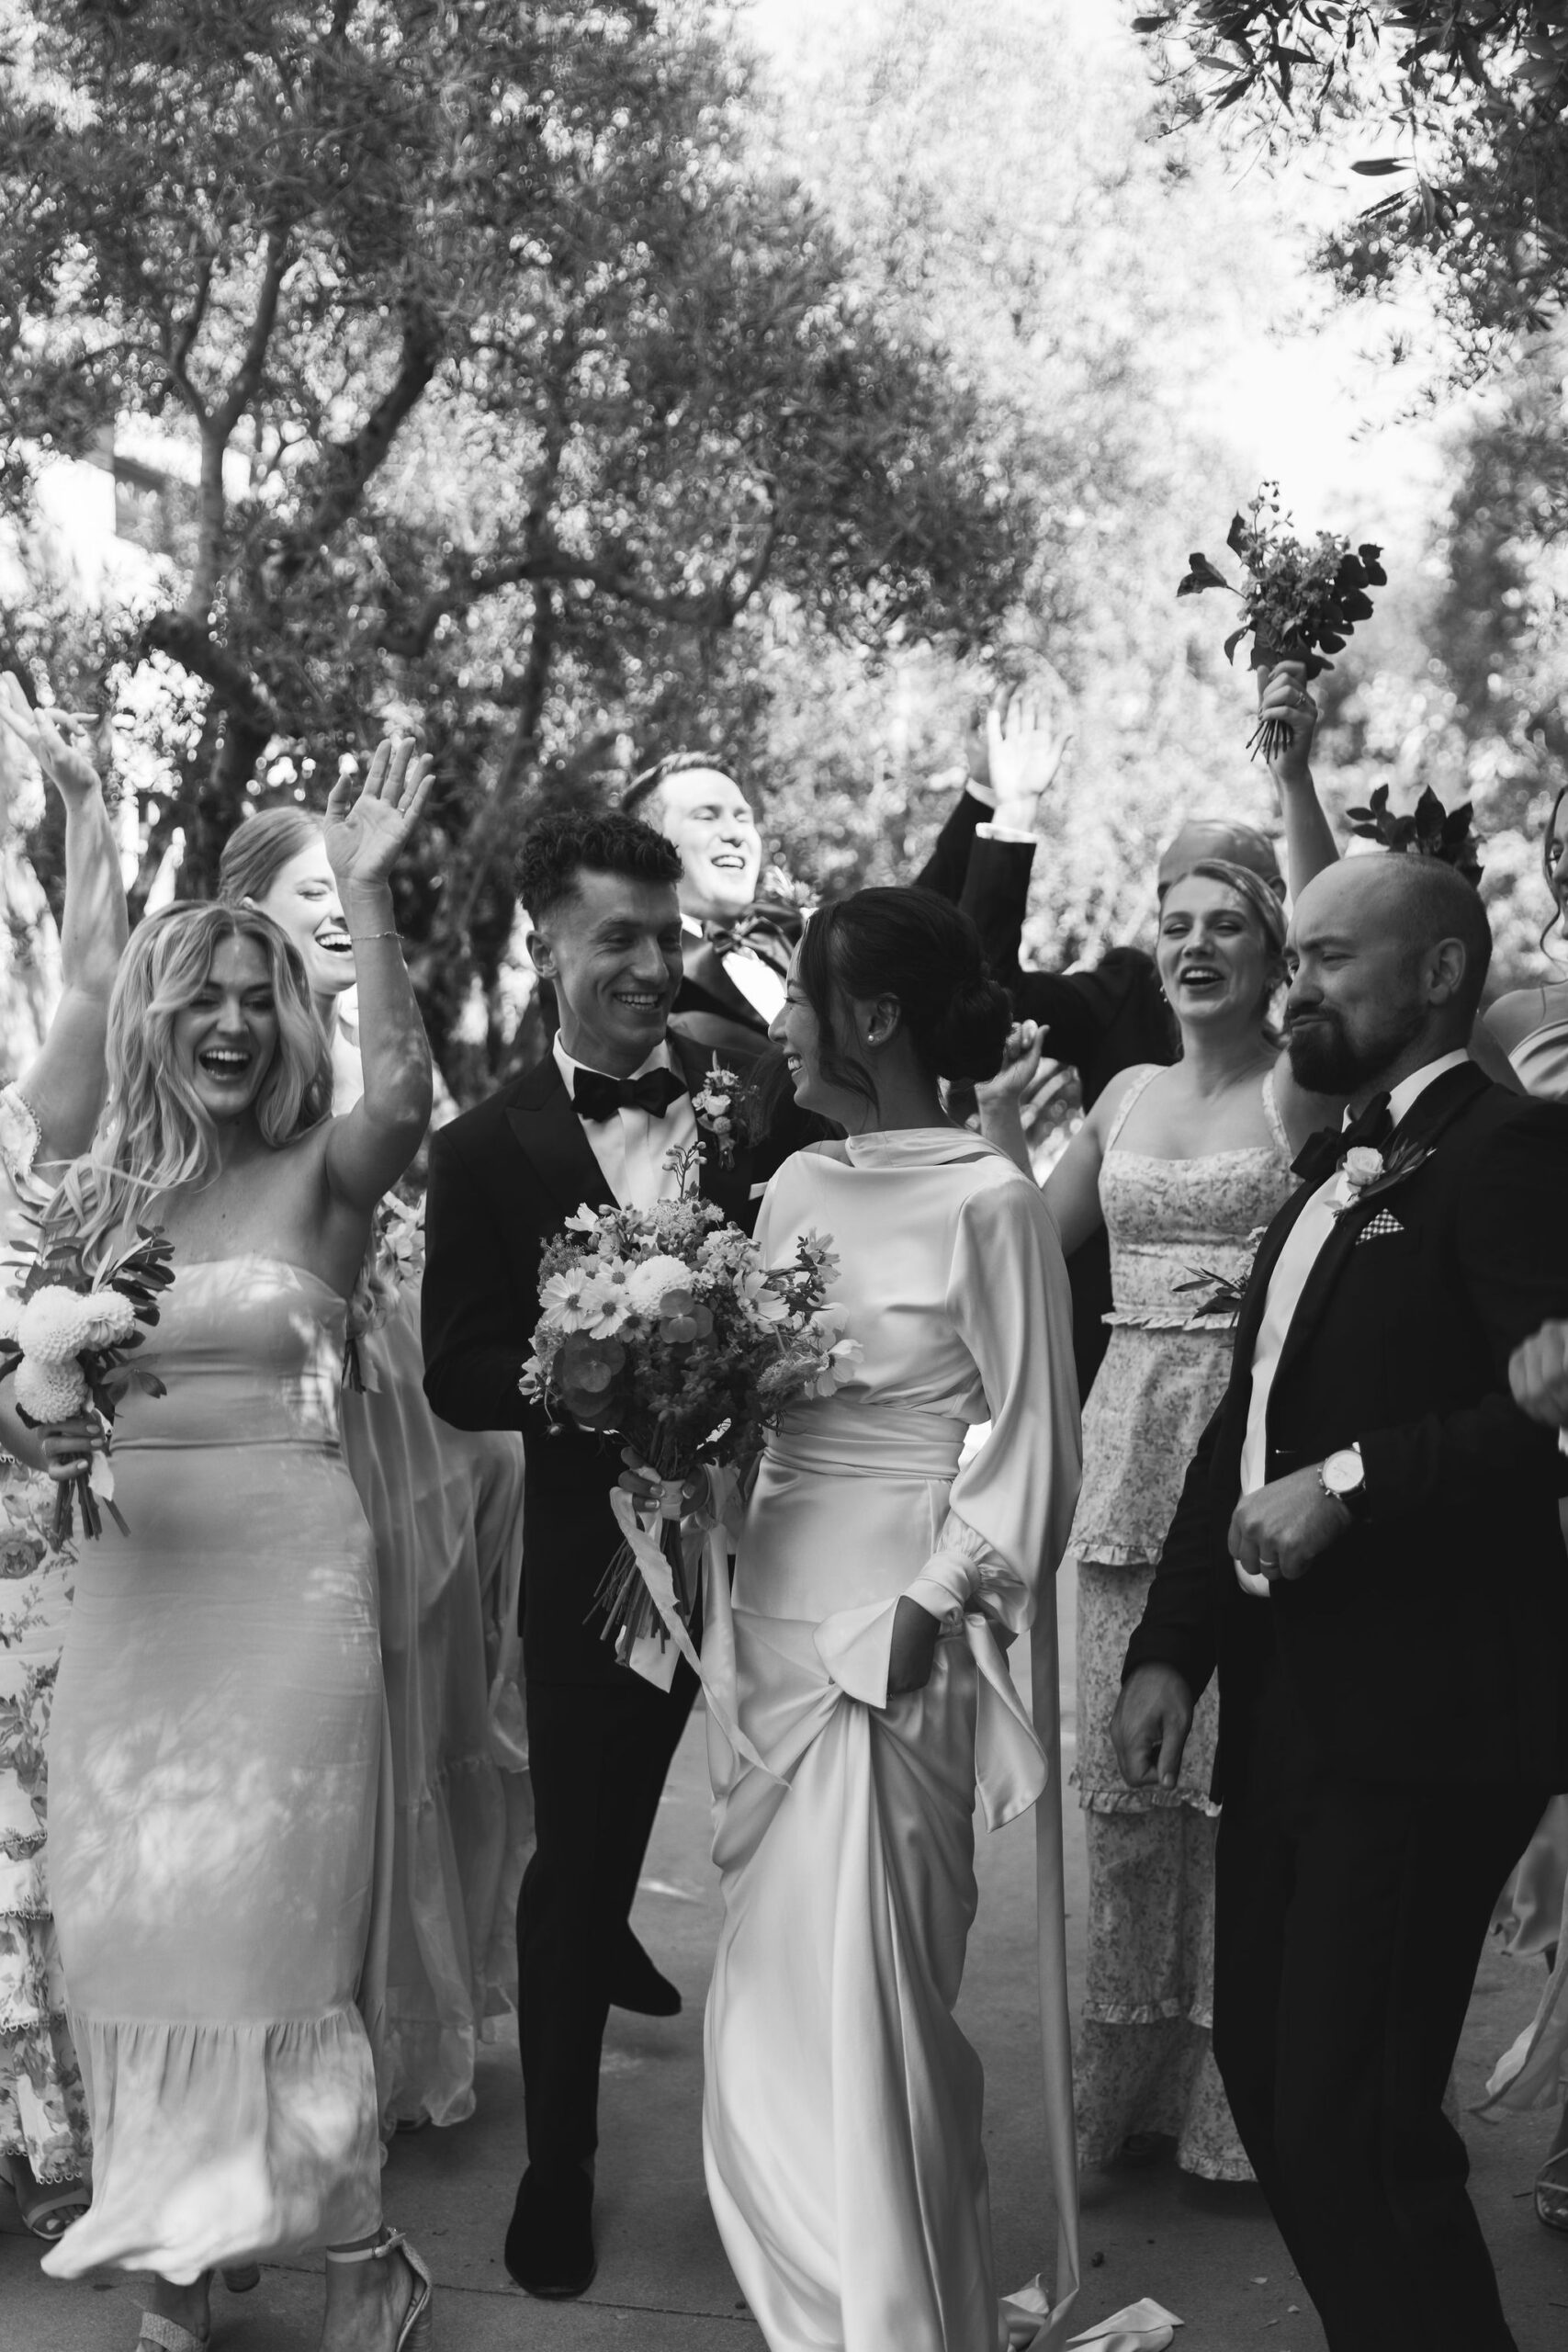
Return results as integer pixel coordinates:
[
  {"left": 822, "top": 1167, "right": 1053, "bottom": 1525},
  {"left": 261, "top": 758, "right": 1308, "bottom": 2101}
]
[{"left": 703, "top": 1406, "right": 1043, "bottom": 2352}]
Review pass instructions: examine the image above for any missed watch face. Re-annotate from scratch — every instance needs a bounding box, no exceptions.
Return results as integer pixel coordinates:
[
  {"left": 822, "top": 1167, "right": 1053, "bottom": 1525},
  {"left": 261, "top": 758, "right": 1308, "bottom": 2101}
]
[{"left": 1325, "top": 1449, "right": 1363, "bottom": 1495}]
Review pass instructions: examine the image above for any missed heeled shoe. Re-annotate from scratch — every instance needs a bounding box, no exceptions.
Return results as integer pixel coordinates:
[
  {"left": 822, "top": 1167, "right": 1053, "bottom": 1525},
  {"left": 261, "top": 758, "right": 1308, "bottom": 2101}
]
[
  {"left": 136, "top": 2276, "right": 212, "bottom": 2352},
  {"left": 325, "top": 2228, "right": 434, "bottom": 2349}
]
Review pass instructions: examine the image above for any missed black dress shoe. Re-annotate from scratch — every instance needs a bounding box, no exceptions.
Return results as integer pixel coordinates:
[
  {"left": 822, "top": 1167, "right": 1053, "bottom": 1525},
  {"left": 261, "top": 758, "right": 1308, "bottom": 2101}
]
[
  {"left": 610, "top": 1926, "right": 682, "bottom": 2018},
  {"left": 504, "top": 2165, "right": 596, "bottom": 2300}
]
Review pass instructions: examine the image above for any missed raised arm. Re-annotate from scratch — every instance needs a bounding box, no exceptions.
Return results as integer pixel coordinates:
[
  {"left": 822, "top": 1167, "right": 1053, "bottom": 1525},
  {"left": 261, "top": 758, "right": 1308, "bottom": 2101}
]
[
  {"left": 0, "top": 677, "right": 129, "bottom": 1164},
  {"left": 1259, "top": 662, "right": 1337, "bottom": 899},
  {"left": 320, "top": 738, "right": 434, "bottom": 1213}
]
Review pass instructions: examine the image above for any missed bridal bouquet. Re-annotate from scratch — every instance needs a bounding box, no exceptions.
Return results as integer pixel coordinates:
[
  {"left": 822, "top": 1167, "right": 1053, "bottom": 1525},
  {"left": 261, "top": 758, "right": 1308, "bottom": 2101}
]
[
  {"left": 0, "top": 1219, "right": 174, "bottom": 1545},
  {"left": 1179, "top": 482, "right": 1387, "bottom": 759},
  {"left": 520, "top": 1193, "right": 858, "bottom": 1660},
  {"left": 344, "top": 1189, "right": 426, "bottom": 1389}
]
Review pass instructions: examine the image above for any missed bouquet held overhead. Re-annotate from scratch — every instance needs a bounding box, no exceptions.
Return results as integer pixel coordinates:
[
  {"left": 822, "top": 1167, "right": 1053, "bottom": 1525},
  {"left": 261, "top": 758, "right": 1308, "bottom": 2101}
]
[{"left": 1179, "top": 481, "right": 1386, "bottom": 760}]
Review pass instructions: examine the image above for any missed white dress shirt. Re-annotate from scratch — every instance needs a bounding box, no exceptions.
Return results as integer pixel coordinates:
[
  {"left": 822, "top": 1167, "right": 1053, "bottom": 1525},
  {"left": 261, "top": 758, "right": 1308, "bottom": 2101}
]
[
  {"left": 683, "top": 914, "right": 786, "bottom": 1025},
  {"left": 1235, "top": 1048, "right": 1472, "bottom": 1595},
  {"left": 551, "top": 1036, "right": 698, "bottom": 1212}
]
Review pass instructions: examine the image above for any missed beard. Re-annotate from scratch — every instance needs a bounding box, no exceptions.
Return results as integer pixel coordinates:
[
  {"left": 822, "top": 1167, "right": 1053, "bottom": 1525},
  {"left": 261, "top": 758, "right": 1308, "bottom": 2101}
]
[{"left": 1285, "top": 1001, "right": 1424, "bottom": 1094}]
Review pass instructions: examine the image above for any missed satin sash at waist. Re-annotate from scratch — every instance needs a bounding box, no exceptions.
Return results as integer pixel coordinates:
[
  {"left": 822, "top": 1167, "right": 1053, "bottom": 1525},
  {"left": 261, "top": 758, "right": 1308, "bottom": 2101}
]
[{"left": 764, "top": 1400, "right": 967, "bottom": 1483}]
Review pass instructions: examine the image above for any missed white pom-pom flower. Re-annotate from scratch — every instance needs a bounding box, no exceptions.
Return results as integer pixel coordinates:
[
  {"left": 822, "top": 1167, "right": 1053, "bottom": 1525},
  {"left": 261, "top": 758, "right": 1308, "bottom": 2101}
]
[
  {"left": 623, "top": 1254, "right": 694, "bottom": 1317},
  {"left": 16, "top": 1283, "right": 137, "bottom": 1365},
  {"left": 14, "top": 1356, "right": 91, "bottom": 1424}
]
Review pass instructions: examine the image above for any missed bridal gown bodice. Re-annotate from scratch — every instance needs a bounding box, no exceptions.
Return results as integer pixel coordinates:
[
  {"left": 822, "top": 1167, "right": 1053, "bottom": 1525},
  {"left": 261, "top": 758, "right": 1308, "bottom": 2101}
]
[
  {"left": 44, "top": 1255, "right": 385, "bottom": 2281},
  {"left": 703, "top": 1132, "right": 1081, "bottom": 2352}
]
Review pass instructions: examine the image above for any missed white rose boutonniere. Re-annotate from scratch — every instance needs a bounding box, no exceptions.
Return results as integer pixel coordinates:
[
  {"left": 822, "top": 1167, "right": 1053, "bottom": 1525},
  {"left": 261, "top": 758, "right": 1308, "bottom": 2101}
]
[{"left": 1331, "top": 1136, "right": 1435, "bottom": 1220}]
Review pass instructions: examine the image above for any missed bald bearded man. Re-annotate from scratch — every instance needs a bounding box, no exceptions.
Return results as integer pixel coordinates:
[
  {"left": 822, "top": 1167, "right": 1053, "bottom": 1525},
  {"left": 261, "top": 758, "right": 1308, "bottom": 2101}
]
[{"left": 1114, "top": 855, "right": 1568, "bottom": 2352}]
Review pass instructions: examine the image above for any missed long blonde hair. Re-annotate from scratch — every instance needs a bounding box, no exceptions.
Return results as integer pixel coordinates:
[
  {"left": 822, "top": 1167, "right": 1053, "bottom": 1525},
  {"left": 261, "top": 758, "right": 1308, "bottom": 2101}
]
[{"left": 51, "top": 902, "right": 333, "bottom": 1271}]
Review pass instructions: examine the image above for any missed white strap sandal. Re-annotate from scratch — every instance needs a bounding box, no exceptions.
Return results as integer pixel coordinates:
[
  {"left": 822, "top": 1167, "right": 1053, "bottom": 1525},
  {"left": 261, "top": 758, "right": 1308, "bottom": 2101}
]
[
  {"left": 137, "top": 2316, "right": 208, "bottom": 2352},
  {"left": 325, "top": 2228, "right": 434, "bottom": 2349}
]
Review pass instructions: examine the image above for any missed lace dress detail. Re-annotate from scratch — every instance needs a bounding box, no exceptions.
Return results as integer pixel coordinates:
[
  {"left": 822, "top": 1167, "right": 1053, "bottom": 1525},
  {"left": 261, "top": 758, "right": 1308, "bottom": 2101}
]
[
  {"left": 0, "top": 1083, "right": 91, "bottom": 2191},
  {"left": 1071, "top": 1064, "right": 1297, "bottom": 2182}
]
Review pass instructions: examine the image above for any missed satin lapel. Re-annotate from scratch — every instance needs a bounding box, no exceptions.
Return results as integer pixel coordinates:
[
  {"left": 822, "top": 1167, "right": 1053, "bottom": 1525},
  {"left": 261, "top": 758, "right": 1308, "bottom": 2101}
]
[
  {"left": 1269, "top": 1059, "right": 1491, "bottom": 1400},
  {"left": 502, "top": 1057, "right": 617, "bottom": 1224},
  {"left": 1229, "top": 1176, "right": 1322, "bottom": 1376},
  {"left": 671, "top": 1031, "right": 754, "bottom": 1225}
]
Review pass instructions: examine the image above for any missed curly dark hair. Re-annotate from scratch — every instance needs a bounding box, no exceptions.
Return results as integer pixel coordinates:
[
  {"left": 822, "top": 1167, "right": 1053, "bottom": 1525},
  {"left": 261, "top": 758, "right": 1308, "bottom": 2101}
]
[{"left": 515, "top": 808, "right": 683, "bottom": 924}]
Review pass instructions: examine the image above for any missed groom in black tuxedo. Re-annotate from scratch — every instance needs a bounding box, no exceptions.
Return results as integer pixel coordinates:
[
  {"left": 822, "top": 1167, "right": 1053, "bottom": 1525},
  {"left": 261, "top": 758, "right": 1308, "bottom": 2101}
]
[
  {"left": 1113, "top": 854, "right": 1568, "bottom": 2352},
  {"left": 421, "top": 809, "right": 764, "bottom": 2299}
]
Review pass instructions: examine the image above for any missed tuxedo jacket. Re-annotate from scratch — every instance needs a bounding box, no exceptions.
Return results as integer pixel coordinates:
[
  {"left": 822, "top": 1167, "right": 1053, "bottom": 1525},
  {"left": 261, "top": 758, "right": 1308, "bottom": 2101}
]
[
  {"left": 1124, "top": 1062, "right": 1568, "bottom": 1792},
  {"left": 421, "top": 1033, "right": 763, "bottom": 1687},
  {"left": 949, "top": 820, "right": 1176, "bottom": 1107},
  {"left": 672, "top": 784, "right": 986, "bottom": 1053}
]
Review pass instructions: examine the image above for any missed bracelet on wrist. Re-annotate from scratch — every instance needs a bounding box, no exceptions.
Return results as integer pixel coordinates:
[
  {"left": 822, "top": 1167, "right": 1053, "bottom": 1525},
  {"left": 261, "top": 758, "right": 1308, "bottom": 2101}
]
[{"left": 351, "top": 927, "right": 401, "bottom": 944}]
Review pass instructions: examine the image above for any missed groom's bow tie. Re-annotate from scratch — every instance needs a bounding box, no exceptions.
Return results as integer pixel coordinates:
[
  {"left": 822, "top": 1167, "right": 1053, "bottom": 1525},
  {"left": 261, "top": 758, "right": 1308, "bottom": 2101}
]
[
  {"left": 571, "top": 1066, "right": 688, "bottom": 1124},
  {"left": 1291, "top": 1090, "right": 1393, "bottom": 1188}
]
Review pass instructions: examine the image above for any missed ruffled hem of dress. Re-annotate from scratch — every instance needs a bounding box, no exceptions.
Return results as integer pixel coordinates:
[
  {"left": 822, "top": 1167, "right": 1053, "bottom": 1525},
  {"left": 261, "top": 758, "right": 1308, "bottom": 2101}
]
[
  {"left": 1083, "top": 1997, "right": 1216, "bottom": 2031},
  {"left": 1066, "top": 1543, "right": 1162, "bottom": 1571},
  {"left": 43, "top": 2002, "right": 380, "bottom": 2281},
  {"left": 1072, "top": 1770, "right": 1220, "bottom": 1821}
]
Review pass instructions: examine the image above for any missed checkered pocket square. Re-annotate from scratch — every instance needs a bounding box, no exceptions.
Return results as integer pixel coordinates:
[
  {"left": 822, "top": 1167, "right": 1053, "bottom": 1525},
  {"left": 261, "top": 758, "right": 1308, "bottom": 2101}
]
[{"left": 1356, "top": 1209, "right": 1404, "bottom": 1242}]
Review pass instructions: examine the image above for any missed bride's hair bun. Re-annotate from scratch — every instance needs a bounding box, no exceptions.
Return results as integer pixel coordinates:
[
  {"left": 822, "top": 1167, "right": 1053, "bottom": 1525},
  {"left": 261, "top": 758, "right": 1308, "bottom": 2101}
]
[
  {"left": 795, "top": 886, "right": 1011, "bottom": 1104},
  {"left": 928, "top": 972, "right": 1011, "bottom": 1082}
]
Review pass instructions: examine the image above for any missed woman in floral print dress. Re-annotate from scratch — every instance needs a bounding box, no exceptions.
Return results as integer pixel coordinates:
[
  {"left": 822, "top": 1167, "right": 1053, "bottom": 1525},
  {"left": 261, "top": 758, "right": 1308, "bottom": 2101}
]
[{"left": 981, "top": 860, "right": 1337, "bottom": 2182}]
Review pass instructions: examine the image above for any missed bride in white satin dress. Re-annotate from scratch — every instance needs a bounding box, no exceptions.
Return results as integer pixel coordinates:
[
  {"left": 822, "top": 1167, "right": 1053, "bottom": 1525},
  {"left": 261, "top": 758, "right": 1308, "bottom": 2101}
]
[{"left": 680, "top": 888, "right": 1082, "bottom": 2352}]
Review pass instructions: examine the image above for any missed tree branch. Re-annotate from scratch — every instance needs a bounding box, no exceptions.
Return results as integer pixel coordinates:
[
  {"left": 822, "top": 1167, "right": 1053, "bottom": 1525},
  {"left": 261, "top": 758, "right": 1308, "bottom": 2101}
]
[
  {"left": 269, "top": 304, "right": 444, "bottom": 586},
  {"left": 213, "top": 225, "right": 292, "bottom": 440},
  {"left": 139, "top": 610, "right": 283, "bottom": 738},
  {"left": 378, "top": 526, "right": 782, "bottom": 662}
]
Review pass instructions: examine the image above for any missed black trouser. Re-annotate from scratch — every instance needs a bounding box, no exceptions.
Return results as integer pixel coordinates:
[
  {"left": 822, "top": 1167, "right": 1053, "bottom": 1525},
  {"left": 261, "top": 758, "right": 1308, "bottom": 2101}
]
[
  {"left": 518, "top": 1662, "right": 697, "bottom": 2174},
  {"left": 1213, "top": 1653, "right": 1546, "bottom": 2352}
]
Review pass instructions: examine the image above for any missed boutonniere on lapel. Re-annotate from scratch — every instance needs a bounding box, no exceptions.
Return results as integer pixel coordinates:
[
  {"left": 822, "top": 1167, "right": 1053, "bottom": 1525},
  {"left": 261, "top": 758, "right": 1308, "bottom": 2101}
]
[
  {"left": 691, "top": 1062, "right": 742, "bottom": 1170},
  {"left": 1173, "top": 1227, "right": 1270, "bottom": 1321},
  {"left": 1330, "top": 1137, "right": 1434, "bottom": 1220}
]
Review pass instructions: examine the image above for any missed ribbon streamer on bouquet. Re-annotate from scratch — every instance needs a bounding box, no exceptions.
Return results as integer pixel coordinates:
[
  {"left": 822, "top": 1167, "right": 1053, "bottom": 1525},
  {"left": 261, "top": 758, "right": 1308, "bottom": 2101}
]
[{"left": 608, "top": 1488, "right": 782, "bottom": 1784}]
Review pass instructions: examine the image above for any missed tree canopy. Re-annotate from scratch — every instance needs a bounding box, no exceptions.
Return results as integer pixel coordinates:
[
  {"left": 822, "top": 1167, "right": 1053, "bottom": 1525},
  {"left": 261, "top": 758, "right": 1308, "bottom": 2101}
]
[
  {"left": 0, "top": 0, "right": 1025, "bottom": 1087},
  {"left": 1135, "top": 0, "right": 1568, "bottom": 364}
]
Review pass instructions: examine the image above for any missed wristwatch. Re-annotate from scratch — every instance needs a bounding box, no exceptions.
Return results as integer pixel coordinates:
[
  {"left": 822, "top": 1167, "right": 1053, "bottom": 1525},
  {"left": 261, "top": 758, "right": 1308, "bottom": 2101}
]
[{"left": 1318, "top": 1444, "right": 1369, "bottom": 1521}]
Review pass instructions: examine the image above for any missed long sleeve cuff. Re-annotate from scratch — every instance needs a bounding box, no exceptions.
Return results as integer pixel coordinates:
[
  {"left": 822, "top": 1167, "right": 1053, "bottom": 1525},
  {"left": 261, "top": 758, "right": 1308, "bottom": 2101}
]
[{"left": 975, "top": 822, "right": 1038, "bottom": 847}]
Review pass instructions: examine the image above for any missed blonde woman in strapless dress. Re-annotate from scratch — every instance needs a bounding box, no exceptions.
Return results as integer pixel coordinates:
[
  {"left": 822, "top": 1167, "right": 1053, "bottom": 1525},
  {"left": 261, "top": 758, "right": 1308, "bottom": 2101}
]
[
  {"left": 218, "top": 808, "right": 528, "bottom": 2132},
  {"left": 1482, "top": 787, "right": 1568, "bottom": 2231},
  {"left": 981, "top": 859, "right": 1339, "bottom": 2186},
  {"left": 5, "top": 744, "right": 439, "bottom": 2352}
]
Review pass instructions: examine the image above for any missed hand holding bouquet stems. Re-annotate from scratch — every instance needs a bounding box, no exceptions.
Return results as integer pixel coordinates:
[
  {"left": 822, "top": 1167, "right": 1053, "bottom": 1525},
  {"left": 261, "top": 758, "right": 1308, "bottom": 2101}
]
[
  {"left": 0, "top": 1219, "right": 174, "bottom": 1545},
  {"left": 520, "top": 1191, "right": 860, "bottom": 1661},
  {"left": 1178, "top": 483, "right": 1386, "bottom": 761},
  {"left": 1256, "top": 661, "right": 1317, "bottom": 788}
]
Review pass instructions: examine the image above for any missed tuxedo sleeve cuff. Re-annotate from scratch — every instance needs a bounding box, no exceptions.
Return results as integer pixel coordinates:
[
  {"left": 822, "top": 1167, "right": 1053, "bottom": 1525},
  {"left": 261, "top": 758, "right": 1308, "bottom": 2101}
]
[{"left": 975, "top": 823, "right": 1038, "bottom": 848}]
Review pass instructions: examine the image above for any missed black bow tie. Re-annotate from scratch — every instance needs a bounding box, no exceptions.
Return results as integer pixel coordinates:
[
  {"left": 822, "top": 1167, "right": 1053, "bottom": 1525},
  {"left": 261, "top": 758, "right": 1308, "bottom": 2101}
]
[
  {"left": 1291, "top": 1091, "right": 1393, "bottom": 1189},
  {"left": 571, "top": 1065, "right": 688, "bottom": 1125}
]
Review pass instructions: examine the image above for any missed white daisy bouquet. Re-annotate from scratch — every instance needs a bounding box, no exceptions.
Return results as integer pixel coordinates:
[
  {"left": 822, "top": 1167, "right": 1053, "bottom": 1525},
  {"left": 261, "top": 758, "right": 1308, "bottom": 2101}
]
[
  {"left": 520, "top": 1193, "right": 858, "bottom": 1660},
  {"left": 0, "top": 1220, "right": 174, "bottom": 1545}
]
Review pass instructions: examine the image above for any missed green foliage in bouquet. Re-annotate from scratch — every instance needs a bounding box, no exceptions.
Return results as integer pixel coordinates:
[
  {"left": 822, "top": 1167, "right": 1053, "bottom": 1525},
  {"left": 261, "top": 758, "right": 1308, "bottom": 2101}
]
[
  {"left": 1179, "top": 484, "right": 1387, "bottom": 758},
  {"left": 1345, "top": 785, "right": 1483, "bottom": 886}
]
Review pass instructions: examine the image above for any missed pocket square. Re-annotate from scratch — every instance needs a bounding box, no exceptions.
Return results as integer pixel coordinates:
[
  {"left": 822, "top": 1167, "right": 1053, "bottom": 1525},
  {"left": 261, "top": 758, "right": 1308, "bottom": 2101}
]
[{"left": 1356, "top": 1208, "right": 1404, "bottom": 1241}]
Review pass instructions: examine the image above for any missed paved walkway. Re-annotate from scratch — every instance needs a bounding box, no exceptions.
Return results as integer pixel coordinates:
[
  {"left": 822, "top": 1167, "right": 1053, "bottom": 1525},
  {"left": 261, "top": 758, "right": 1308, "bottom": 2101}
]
[{"left": 5, "top": 1564, "right": 1566, "bottom": 2349}]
